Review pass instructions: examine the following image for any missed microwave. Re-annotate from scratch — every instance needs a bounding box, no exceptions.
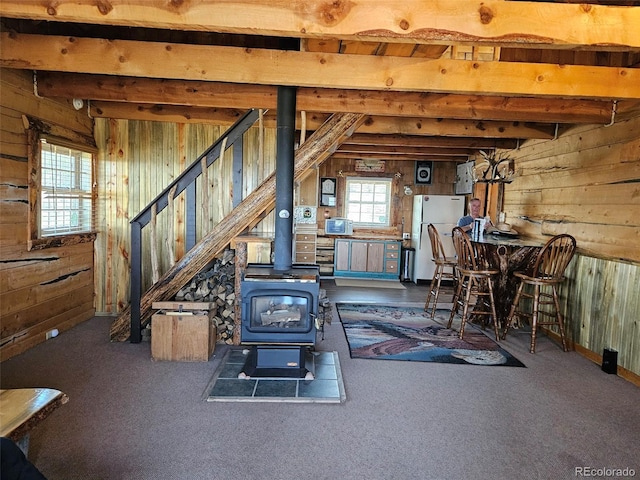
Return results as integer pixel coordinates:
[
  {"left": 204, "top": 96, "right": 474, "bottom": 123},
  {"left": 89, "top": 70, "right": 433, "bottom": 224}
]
[{"left": 325, "top": 218, "right": 353, "bottom": 235}]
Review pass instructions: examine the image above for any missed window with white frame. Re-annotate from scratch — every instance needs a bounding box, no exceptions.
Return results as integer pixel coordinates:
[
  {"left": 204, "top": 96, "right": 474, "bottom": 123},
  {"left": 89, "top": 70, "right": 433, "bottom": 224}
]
[
  {"left": 39, "top": 139, "right": 94, "bottom": 236},
  {"left": 345, "top": 177, "right": 392, "bottom": 226}
]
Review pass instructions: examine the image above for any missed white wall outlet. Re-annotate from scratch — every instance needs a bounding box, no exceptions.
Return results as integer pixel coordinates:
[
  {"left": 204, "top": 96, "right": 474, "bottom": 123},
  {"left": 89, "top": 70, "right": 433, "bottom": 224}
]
[
  {"left": 403, "top": 233, "right": 410, "bottom": 240},
  {"left": 46, "top": 329, "right": 59, "bottom": 340}
]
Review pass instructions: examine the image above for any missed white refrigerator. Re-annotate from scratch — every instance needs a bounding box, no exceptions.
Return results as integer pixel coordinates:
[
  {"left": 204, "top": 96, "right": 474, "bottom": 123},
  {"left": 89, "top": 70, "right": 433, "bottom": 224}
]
[{"left": 410, "top": 195, "right": 465, "bottom": 283}]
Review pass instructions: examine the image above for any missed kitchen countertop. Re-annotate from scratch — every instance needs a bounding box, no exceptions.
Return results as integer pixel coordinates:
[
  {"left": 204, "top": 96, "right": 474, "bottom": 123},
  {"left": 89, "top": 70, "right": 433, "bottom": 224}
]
[{"left": 322, "top": 234, "right": 403, "bottom": 241}]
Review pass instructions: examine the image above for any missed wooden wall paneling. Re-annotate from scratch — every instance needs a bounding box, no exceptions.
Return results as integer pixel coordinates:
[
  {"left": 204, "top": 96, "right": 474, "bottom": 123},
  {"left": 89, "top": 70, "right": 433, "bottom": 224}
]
[
  {"left": 155, "top": 122, "right": 178, "bottom": 274},
  {"left": 175, "top": 124, "right": 187, "bottom": 260},
  {"left": 256, "top": 126, "right": 277, "bottom": 235},
  {"left": 564, "top": 256, "right": 640, "bottom": 374},
  {"left": 0, "top": 296, "right": 94, "bottom": 361},
  {"left": 508, "top": 202, "right": 635, "bottom": 228},
  {"left": 503, "top": 114, "right": 640, "bottom": 261},
  {"left": 0, "top": 69, "right": 93, "bottom": 136},
  {"left": 93, "top": 120, "right": 105, "bottom": 313},
  {"left": 0, "top": 190, "right": 27, "bottom": 225},
  {"left": 618, "top": 262, "right": 640, "bottom": 374},
  {"left": 213, "top": 134, "right": 229, "bottom": 226},
  {"left": 0, "top": 110, "right": 28, "bottom": 159},
  {"left": 114, "top": 119, "right": 131, "bottom": 311},
  {"left": 317, "top": 158, "right": 458, "bottom": 235},
  {"left": 1, "top": 267, "right": 93, "bottom": 323},
  {"left": 96, "top": 119, "right": 275, "bottom": 313},
  {"left": 497, "top": 112, "right": 640, "bottom": 376},
  {"left": 93, "top": 118, "right": 114, "bottom": 313},
  {"left": 0, "top": 67, "right": 95, "bottom": 360},
  {"left": 540, "top": 183, "right": 639, "bottom": 207},
  {"left": 92, "top": 119, "right": 280, "bottom": 315},
  {"left": 541, "top": 223, "right": 638, "bottom": 263},
  {"left": 0, "top": 156, "right": 28, "bottom": 228},
  {"left": 188, "top": 123, "right": 217, "bottom": 241},
  {"left": 0, "top": 154, "right": 28, "bottom": 184},
  {"left": 505, "top": 120, "right": 639, "bottom": 164},
  {"left": 242, "top": 125, "right": 276, "bottom": 235},
  {"left": 0, "top": 243, "right": 93, "bottom": 299}
]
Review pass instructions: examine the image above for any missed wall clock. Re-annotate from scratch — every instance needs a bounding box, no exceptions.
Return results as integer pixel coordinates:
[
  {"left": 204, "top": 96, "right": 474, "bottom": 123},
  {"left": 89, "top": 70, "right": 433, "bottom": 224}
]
[{"left": 355, "top": 160, "right": 385, "bottom": 173}]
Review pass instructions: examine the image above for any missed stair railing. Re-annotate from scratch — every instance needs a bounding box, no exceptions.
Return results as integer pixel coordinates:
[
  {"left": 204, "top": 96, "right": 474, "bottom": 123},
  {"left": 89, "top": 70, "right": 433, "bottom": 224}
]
[{"left": 129, "top": 109, "right": 261, "bottom": 342}]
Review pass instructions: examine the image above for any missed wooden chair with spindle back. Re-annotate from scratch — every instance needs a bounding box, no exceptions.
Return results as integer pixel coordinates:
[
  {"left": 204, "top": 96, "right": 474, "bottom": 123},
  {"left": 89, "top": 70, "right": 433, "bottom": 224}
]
[
  {"left": 447, "top": 227, "right": 500, "bottom": 341},
  {"left": 424, "top": 224, "right": 457, "bottom": 319},
  {"left": 503, "top": 234, "right": 576, "bottom": 353}
]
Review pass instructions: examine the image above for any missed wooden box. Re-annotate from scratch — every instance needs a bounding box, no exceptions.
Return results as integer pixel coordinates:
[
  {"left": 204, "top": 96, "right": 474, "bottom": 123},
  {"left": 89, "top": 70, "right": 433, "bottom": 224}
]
[{"left": 151, "top": 302, "right": 216, "bottom": 362}]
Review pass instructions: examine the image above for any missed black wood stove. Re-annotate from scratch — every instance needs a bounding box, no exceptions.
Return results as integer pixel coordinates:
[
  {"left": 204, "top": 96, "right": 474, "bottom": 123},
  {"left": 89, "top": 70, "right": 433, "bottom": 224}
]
[
  {"left": 239, "top": 86, "right": 320, "bottom": 378},
  {"left": 240, "top": 265, "right": 319, "bottom": 378}
]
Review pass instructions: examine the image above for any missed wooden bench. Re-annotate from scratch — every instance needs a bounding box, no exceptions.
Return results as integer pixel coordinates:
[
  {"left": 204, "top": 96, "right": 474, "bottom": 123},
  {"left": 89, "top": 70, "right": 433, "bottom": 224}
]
[{"left": 0, "top": 388, "right": 68, "bottom": 454}]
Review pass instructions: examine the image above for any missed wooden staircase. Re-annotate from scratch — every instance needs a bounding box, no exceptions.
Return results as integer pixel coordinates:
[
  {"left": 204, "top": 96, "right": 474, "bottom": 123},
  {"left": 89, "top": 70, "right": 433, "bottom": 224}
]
[{"left": 110, "top": 112, "right": 365, "bottom": 341}]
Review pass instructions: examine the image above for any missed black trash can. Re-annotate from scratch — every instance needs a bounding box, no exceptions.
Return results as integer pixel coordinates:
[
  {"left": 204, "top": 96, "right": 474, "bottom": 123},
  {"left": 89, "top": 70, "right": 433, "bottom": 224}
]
[
  {"left": 602, "top": 348, "right": 618, "bottom": 374},
  {"left": 400, "top": 247, "right": 415, "bottom": 282}
]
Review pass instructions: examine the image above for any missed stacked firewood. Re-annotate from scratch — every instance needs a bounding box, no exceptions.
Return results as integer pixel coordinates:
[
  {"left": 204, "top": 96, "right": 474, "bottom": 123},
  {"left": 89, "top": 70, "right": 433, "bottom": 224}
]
[{"left": 175, "top": 249, "right": 236, "bottom": 344}]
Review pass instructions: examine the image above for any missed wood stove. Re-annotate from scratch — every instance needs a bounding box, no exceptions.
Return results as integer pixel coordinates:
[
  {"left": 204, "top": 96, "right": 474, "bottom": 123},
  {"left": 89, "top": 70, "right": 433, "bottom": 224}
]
[
  {"left": 240, "top": 265, "right": 319, "bottom": 377},
  {"left": 239, "top": 86, "right": 320, "bottom": 378}
]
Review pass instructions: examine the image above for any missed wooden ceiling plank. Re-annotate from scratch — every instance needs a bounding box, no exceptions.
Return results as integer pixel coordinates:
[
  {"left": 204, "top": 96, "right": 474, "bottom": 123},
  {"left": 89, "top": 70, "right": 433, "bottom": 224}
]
[
  {"left": 375, "top": 43, "right": 417, "bottom": 57},
  {"left": 302, "top": 38, "right": 341, "bottom": 53},
  {"left": 36, "top": 72, "right": 614, "bottom": 124},
  {"left": 1, "top": 0, "right": 638, "bottom": 49},
  {"left": 411, "top": 45, "right": 451, "bottom": 59},
  {"left": 5, "top": 34, "right": 636, "bottom": 99},
  {"left": 340, "top": 40, "right": 381, "bottom": 55}
]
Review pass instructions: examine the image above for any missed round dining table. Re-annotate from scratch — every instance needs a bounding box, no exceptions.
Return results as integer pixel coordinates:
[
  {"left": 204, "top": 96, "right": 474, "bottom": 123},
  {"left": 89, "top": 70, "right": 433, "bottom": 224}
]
[{"left": 470, "top": 230, "right": 546, "bottom": 330}]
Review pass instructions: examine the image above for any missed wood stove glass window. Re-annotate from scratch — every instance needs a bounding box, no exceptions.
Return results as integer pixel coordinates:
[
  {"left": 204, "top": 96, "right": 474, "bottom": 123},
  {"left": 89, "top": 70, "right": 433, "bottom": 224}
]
[{"left": 248, "top": 293, "right": 312, "bottom": 333}]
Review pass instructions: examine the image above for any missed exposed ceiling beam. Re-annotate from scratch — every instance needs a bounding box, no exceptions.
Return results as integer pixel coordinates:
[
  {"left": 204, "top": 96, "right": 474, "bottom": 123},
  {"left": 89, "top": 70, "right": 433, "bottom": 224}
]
[
  {"left": 88, "top": 102, "right": 556, "bottom": 139},
  {"left": 355, "top": 116, "right": 556, "bottom": 139},
  {"left": 336, "top": 145, "right": 474, "bottom": 156},
  {"left": 90, "top": 102, "right": 254, "bottom": 125},
  {"left": 330, "top": 152, "right": 467, "bottom": 162},
  {"left": 1, "top": 0, "right": 638, "bottom": 49},
  {"left": 342, "top": 134, "right": 519, "bottom": 150},
  {"left": 2, "top": 33, "right": 639, "bottom": 99},
  {"left": 37, "top": 72, "right": 616, "bottom": 124}
]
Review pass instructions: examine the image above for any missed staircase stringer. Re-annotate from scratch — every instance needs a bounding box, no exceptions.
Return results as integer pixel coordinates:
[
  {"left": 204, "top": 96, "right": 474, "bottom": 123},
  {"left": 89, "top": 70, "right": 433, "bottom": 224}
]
[{"left": 110, "top": 112, "right": 365, "bottom": 342}]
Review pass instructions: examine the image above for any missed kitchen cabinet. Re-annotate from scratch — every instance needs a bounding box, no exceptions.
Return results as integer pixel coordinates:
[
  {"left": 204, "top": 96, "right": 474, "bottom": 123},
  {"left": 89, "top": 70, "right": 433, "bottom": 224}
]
[
  {"left": 334, "top": 239, "right": 400, "bottom": 279},
  {"left": 294, "top": 230, "right": 317, "bottom": 264},
  {"left": 293, "top": 169, "right": 318, "bottom": 264}
]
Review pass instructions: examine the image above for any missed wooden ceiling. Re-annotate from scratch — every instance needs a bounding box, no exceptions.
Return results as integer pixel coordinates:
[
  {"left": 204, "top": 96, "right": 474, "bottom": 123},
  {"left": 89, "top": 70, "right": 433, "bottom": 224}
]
[{"left": 1, "top": 1, "right": 640, "bottom": 162}]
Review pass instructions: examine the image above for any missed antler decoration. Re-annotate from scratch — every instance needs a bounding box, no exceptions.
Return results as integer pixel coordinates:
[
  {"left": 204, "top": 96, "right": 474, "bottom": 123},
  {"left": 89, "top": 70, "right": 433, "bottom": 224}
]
[{"left": 477, "top": 150, "right": 516, "bottom": 183}]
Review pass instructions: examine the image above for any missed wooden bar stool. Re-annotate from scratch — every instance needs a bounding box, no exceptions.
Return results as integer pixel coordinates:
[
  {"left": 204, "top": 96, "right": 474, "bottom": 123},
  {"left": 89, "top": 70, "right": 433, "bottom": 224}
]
[
  {"left": 424, "top": 224, "right": 457, "bottom": 319},
  {"left": 447, "top": 227, "right": 500, "bottom": 341},
  {"left": 503, "top": 234, "right": 576, "bottom": 353}
]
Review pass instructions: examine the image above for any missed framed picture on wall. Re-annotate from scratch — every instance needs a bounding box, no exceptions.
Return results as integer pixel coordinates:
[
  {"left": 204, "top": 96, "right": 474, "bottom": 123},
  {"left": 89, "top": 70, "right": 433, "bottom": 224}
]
[
  {"left": 320, "top": 177, "right": 337, "bottom": 206},
  {"left": 415, "top": 161, "right": 433, "bottom": 185}
]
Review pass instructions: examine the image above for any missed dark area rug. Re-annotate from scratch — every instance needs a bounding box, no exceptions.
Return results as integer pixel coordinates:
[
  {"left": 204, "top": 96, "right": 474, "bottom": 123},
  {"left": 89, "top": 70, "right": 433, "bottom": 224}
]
[{"left": 337, "top": 303, "right": 525, "bottom": 367}]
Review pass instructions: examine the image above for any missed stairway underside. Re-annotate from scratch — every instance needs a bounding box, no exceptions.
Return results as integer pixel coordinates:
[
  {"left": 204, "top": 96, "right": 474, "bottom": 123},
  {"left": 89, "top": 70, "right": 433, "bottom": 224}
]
[{"left": 110, "top": 112, "right": 365, "bottom": 341}]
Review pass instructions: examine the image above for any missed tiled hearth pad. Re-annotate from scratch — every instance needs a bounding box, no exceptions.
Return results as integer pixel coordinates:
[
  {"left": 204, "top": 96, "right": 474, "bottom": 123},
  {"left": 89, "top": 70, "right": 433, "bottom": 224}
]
[{"left": 206, "top": 348, "right": 346, "bottom": 403}]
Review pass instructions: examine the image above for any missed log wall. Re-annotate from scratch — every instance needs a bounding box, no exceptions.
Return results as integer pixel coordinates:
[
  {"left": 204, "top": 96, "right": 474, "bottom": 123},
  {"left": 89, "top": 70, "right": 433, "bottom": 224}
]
[
  {"left": 0, "top": 68, "right": 96, "bottom": 360},
  {"left": 500, "top": 113, "right": 640, "bottom": 376}
]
